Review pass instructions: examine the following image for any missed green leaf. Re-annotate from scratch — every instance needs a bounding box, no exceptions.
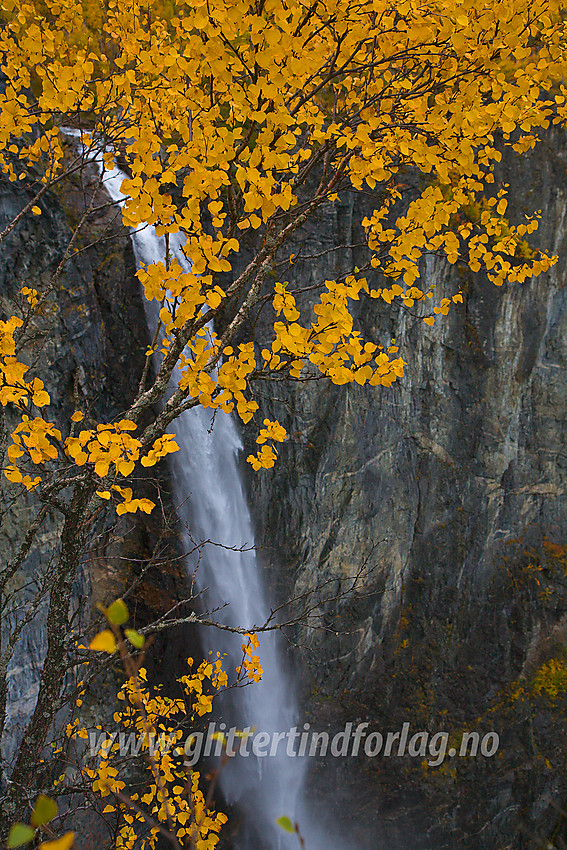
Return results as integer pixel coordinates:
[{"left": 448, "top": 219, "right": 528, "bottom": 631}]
[
  {"left": 31, "top": 794, "right": 58, "bottom": 827},
  {"left": 7, "top": 824, "right": 36, "bottom": 847},
  {"left": 106, "top": 599, "right": 128, "bottom": 625},
  {"left": 124, "top": 628, "right": 145, "bottom": 649},
  {"left": 276, "top": 816, "right": 295, "bottom": 834}
]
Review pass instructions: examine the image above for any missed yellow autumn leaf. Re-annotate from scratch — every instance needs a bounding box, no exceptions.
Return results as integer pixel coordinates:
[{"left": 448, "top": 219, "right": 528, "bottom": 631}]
[
  {"left": 89, "top": 630, "right": 117, "bottom": 654},
  {"left": 39, "top": 832, "right": 74, "bottom": 850},
  {"left": 31, "top": 794, "right": 58, "bottom": 827}
]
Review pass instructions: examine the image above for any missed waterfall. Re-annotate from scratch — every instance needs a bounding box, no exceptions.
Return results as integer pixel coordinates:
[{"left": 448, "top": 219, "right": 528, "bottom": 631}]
[{"left": 90, "top": 154, "right": 334, "bottom": 849}]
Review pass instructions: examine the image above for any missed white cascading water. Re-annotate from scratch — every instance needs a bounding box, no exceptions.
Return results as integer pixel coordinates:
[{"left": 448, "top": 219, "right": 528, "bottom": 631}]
[{"left": 89, "top": 151, "right": 335, "bottom": 849}]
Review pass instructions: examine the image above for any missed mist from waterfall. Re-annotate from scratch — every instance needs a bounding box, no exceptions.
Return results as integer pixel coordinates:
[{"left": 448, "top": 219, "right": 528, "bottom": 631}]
[{"left": 92, "top": 152, "right": 338, "bottom": 849}]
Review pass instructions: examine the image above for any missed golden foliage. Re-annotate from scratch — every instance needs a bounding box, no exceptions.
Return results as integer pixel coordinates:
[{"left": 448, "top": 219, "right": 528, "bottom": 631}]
[{"left": 0, "top": 0, "right": 565, "bottom": 498}]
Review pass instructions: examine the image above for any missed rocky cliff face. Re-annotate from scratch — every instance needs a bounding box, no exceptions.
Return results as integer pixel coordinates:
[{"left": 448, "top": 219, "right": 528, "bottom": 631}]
[
  {"left": 240, "top": 131, "right": 567, "bottom": 848},
  {"left": 0, "top": 154, "right": 188, "bottom": 805},
  {"left": 4, "top": 129, "right": 567, "bottom": 849},
  {"left": 0, "top": 161, "right": 137, "bottom": 768}
]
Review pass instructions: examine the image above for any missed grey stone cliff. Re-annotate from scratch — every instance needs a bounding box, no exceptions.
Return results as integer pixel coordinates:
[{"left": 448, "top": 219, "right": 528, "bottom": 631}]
[
  {"left": 4, "top": 130, "right": 567, "bottom": 849},
  {"left": 239, "top": 131, "right": 567, "bottom": 848},
  {"left": 0, "top": 156, "right": 186, "bottom": 818}
]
